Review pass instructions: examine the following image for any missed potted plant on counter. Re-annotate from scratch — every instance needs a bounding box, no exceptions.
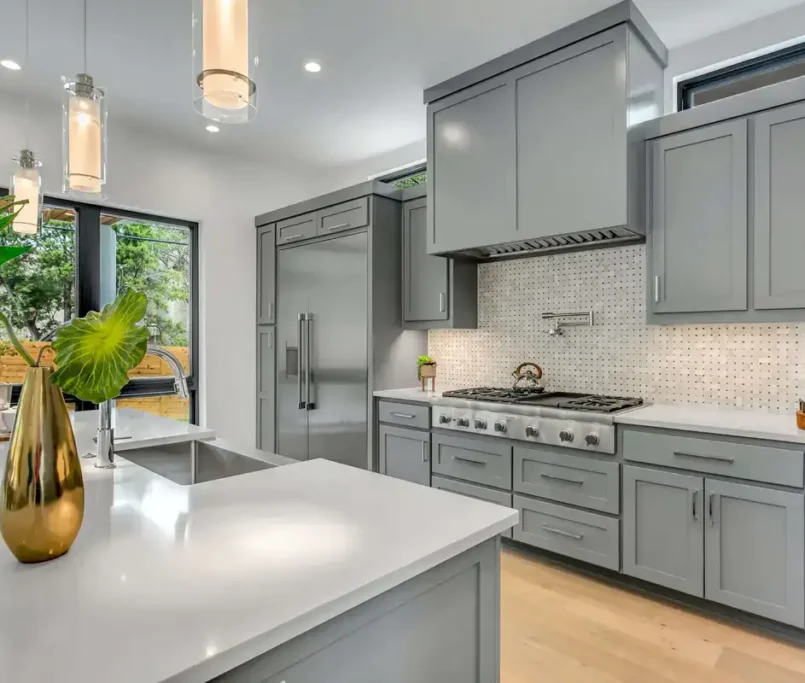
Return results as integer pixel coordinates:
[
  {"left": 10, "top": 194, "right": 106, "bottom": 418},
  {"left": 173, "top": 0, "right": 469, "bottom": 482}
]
[{"left": 417, "top": 354, "right": 437, "bottom": 391}]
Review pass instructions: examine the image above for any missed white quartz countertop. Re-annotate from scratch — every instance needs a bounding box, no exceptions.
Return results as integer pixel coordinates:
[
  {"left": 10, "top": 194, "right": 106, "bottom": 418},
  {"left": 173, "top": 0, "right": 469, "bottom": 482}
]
[
  {"left": 0, "top": 440, "right": 516, "bottom": 682},
  {"left": 374, "top": 387, "right": 455, "bottom": 403},
  {"left": 615, "top": 403, "right": 805, "bottom": 445}
]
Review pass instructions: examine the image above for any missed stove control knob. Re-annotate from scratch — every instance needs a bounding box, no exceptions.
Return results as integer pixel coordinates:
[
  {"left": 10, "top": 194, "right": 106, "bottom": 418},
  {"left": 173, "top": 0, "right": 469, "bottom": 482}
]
[
  {"left": 474, "top": 418, "right": 487, "bottom": 430},
  {"left": 525, "top": 425, "right": 539, "bottom": 438},
  {"left": 457, "top": 417, "right": 470, "bottom": 427},
  {"left": 585, "top": 433, "right": 600, "bottom": 446},
  {"left": 559, "top": 429, "right": 574, "bottom": 443},
  {"left": 439, "top": 414, "right": 450, "bottom": 425},
  {"left": 494, "top": 421, "right": 507, "bottom": 433}
]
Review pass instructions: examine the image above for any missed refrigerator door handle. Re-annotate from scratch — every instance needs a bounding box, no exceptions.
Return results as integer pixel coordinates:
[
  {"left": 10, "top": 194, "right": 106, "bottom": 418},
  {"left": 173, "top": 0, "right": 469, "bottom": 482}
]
[
  {"left": 297, "top": 313, "right": 306, "bottom": 409},
  {"left": 306, "top": 314, "right": 315, "bottom": 410}
]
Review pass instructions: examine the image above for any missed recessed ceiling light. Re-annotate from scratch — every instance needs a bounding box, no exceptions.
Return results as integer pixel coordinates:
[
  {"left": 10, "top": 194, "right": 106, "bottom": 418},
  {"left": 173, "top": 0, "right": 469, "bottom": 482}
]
[
  {"left": 304, "top": 61, "right": 322, "bottom": 73},
  {"left": 206, "top": 124, "right": 220, "bottom": 133},
  {"left": 0, "top": 59, "right": 22, "bottom": 71}
]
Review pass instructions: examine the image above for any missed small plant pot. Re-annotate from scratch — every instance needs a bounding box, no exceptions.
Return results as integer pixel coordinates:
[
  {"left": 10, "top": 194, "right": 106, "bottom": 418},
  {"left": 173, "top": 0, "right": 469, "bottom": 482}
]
[
  {"left": 419, "top": 363, "right": 437, "bottom": 391},
  {"left": 798, "top": 411, "right": 805, "bottom": 431}
]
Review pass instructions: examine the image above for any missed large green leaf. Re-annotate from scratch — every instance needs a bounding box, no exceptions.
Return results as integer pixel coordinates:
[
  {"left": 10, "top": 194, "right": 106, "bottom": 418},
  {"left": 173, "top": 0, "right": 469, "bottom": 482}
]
[
  {"left": 51, "top": 290, "right": 149, "bottom": 403},
  {"left": 0, "top": 245, "right": 32, "bottom": 268},
  {"left": 0, "top": 195, "right": 28, "bottom": 234}
]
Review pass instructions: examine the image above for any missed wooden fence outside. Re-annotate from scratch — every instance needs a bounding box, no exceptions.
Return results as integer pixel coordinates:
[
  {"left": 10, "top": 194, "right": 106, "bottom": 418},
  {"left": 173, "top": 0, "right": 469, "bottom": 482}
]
[{"left": 0, "top": 343, "right": 191, "bottom": 421}]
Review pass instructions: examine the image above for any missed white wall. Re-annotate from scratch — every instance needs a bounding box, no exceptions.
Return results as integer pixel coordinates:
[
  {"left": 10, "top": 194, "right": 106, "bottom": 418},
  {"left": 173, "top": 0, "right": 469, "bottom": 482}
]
[
  {"left": 0, "top": 96, "right": 328, "bottom": 446},
  {"left": 664, "top": 3, "right": 805, "bottom": 112}
]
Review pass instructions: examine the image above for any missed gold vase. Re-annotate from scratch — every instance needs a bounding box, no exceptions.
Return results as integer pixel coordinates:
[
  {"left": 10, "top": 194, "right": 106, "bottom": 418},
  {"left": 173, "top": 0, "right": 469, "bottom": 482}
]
[{"left": 1, "top": 367, "right": 84, "bottom": 563}]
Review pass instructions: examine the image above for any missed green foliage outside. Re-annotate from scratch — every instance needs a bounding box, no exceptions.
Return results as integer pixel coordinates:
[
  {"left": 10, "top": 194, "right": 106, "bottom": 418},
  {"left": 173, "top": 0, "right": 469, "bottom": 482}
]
[
  {"left": 393, "top": 172, "right": 427, "bottom": 190},
  {"left": 0, "top": 217, "right": 190, "bottom": 346}
]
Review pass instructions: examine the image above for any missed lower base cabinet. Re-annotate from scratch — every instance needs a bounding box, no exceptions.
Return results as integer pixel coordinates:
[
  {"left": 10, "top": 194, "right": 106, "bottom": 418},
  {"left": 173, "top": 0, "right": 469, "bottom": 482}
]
[
  {"left": 623, "top": 465, "right": 805, "bottom": 627},
  {"left": 432, "top": 475, "right": 513, "bottom": 539},
  {"left": 378, "top": 425, "right": 431, "bottom": 486},
  {"left": 514, "top": 495, "right": 620, "bottom": 571}
]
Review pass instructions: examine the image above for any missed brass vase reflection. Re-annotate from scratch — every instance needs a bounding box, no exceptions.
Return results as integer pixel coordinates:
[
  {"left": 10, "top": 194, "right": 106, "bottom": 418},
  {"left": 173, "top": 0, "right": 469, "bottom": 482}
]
[{"left": 1, "top": 367, "right": 84, "bottom": 563}]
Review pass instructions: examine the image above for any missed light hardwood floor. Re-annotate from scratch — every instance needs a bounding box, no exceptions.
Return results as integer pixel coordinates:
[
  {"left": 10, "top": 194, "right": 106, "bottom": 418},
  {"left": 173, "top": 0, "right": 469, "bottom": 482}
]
[{"left": 501, "top": 548, "right": 805, "bottom": 683}]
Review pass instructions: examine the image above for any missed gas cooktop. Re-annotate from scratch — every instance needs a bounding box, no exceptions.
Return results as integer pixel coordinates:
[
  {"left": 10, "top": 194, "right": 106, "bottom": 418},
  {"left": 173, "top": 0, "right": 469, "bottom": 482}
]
[{"left": 441, "top": 388, "right": 643, "bottom": 413}]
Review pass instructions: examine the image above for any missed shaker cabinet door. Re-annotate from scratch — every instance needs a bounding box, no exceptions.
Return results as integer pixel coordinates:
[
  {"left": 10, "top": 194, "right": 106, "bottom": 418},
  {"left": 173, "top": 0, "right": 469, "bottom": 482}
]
[
  {"left": 753, "top": 102, "right": 805, "bottom": 310},
  {"left": 256, "top": 325, "right": 275, "bottom": 451},
  {"left": 650, "top": 120, "right": 748, "bottom": 314},
  {"left": 378, "top": 425, "right": 431, "bottom": 487},
  {"left": 257, "top": 225, "right": 276, "bottom": 324},
  {"left": 704, "top": 479, "right": 805, "bottom": 627},
  {"left": 622, "top": 466, "right": 704, "bottom": 597},
  {"left": 403, "top": 198, "right": 449, "bottom": 322},
  {"left": 428, "top": 78, "right": 516, "bottom": 254}
]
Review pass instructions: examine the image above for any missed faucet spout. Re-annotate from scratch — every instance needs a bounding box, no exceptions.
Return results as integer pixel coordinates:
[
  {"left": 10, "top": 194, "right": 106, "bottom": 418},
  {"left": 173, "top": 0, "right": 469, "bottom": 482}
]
[{"left": 93, "top": 344, "right": 190, "bottom": 468}]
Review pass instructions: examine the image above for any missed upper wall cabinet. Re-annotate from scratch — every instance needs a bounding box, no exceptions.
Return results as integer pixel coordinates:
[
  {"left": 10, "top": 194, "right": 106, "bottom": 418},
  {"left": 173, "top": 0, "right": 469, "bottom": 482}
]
[
  {"left": 426, "top": 18, "right": 666, "bottom": 258},
  {"left": 753, "top": 102, "right": 805, "bottom": 310},
  {"left": 645, "top": 96, "right": 805, "bottom": 324}
]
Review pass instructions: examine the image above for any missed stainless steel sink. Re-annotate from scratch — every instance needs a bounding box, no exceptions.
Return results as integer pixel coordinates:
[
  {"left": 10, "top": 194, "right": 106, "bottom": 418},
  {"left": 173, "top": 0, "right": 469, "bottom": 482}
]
[{"left": 120, "top": 439, "right": 275, "bottom": 486}]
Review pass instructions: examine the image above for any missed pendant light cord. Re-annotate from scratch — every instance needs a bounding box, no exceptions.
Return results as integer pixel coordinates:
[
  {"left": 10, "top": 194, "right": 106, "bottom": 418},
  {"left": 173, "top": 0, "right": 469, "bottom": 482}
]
[
  {"left": 83, "top": 0, "right": 87, "bottom": 72},
  {"left": 24, "top": 0, "right": 30, "bottom": 148}
]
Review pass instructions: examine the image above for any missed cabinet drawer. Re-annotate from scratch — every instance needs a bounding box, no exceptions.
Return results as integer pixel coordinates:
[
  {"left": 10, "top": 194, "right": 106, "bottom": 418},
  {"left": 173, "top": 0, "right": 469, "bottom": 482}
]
[
  {"left": 514, "top": 446, "right": 620, "bottom": 514},
  {"left": 377, "top": 401, "right": 430, "bottom": 430},
  {"left": 317, "top": 198, "right": 369, "bottom": 235},
  {"left": 622, "top": 427, "right": 804, "bottom": 487},
  {"left": 513, "top": 495, "right": 620, "bottom": 571},
  {"left": 431, "top": 433, "right": 512, "bottom": 490},
  {"left": 278, "top": 212, "right": 317, "bottom": 244},
  {"left": 432, "top": 476, "right": 513, "bottom": 538}
]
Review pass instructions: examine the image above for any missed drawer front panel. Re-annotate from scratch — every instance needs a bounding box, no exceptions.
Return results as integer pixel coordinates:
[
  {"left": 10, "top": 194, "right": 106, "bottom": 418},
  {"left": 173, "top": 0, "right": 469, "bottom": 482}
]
[
  {"left": 317, "top": 198, "right": 370, "bottom": 235},
  {"left": 377, "top": 401, "right": 430, "bottom": 430},
  {"left": 278, "top": 213, "right": 317, "bottom": 244},
  {"left": 622, "top": 427, "right": 804, "bottom": 488},
  {"left": 514, "top": 446, "right": 620, "bottom": 514},
  {"left": 513, "top": 495, "right": 620, "bottom": 571},
  {"left": 432, "top": 476, "right": 513, "bottom": 538},
  {"left": 431, "top": 433, "right": 512, "bottom": 490}
]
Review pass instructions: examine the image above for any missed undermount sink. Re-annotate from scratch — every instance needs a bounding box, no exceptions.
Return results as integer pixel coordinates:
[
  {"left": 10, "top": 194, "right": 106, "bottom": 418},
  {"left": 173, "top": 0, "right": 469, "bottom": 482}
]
[{"left": 120, "top": 439, "right": 274, "bottom": 486}]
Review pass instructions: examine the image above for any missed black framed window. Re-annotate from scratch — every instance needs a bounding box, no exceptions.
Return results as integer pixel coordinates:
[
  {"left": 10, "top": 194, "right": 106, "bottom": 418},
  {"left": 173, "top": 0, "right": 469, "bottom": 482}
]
[
  {"left": 0, "top": 190, "right": 199, "bottom": 423},
  {"left": 678, "top": 42, "right": 805, "bottom": 111},
  {"left": 377, "top": 164, "right": 427, "bottom": 190}
]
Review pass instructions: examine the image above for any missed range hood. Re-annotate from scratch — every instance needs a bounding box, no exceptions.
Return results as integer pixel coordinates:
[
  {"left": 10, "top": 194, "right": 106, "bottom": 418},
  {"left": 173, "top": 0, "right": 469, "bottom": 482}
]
[{"left": 453, "top": 226, "right": 644, "bottom": 262}]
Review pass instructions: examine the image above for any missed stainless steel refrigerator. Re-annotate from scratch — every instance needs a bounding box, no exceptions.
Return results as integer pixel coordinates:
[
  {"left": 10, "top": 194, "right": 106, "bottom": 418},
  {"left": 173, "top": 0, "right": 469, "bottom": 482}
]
[{"left": 273, "top": 191, "right": 425, "bottom": 469}]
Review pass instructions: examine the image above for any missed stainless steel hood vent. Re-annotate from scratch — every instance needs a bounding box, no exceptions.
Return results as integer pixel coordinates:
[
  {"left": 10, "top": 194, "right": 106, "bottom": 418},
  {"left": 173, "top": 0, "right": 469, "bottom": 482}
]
[{"left": 456, "top": 226, "right": 644, "bottom": 261}]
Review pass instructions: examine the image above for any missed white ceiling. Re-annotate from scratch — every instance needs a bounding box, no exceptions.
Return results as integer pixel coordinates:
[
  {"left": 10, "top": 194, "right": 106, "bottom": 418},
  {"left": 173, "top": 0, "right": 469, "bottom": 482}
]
[{"left": 1, "top": 0, "right": 803, "bottom": 169}]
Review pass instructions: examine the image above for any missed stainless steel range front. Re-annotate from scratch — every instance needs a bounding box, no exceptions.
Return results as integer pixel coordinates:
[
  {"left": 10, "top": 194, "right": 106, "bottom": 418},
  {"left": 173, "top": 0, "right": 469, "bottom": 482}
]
[{"left": 432, "top": 388, "right": 644, "bottom": 455}]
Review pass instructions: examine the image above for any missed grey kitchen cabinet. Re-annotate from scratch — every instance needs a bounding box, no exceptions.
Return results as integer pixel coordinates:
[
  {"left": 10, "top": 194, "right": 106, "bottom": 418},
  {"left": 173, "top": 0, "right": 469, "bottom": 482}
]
[
  {"left": 622, "top": 466, "right": 704, "bottom": 597},
  {"left": 432, "top": 432, "right": 513, "bottom": 490},
  {"left": 256, "top": 325, "right": 275, "bottom": 451},
  {"left": 257, "top": 224, "right": 276, "bottom": 324},
  {"left": 515, "top": 34, "right": 625, "bottom": 240},
  {"left": 316, "top": 197, "right": 369, "bottom": 236},
  {"left": 753, "top": 102, "right": 805, "bottom": 310},
  {"left": 277, "top": 212, "right": 317, "bottom": 245},
  {"left": 704, "top": 479, "right": 805, "bottom": 627},
  {"left": 378, "top": 425, "right": 431, "bottom": 487},
  {"left": 428, "top": 78, "right": 517, "bottom": 254},
  {"left": 649, "top": 119, "right": 748, "bottom": 316},
  {"left": 402, "top": 191, "right": 477, "bottom": 329}
]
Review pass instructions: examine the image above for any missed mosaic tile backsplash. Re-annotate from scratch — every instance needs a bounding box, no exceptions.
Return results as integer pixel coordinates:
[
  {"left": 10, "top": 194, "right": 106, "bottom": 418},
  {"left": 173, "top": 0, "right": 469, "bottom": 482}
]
[{"left": 428, "top": 245, "right": 805, "bottom": 413}]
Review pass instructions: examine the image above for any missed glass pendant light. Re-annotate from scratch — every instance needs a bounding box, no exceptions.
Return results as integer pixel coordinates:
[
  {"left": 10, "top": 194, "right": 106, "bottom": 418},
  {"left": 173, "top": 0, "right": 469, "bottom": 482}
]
[
  {"left": 10, "top": 0, "right": 42, "bottom": 234},
  {"left": 62, "top": 0, "right": 106, "bottom": 197},
  {"left": 192, "top": 0, "right": 258, "bottom": 123}
]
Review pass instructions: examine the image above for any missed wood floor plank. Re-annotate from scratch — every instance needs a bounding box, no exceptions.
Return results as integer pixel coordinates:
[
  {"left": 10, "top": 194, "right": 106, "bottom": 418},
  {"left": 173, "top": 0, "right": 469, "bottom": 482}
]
[{"left": 500, "top": 548, "right": 805, "bottom": 683}]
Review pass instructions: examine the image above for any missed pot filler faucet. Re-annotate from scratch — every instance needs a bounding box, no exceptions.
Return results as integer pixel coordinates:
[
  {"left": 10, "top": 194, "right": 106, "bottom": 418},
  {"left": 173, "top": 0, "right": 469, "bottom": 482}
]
[{"left": 93, "top": 345, "right": 189, "bottom": 469}]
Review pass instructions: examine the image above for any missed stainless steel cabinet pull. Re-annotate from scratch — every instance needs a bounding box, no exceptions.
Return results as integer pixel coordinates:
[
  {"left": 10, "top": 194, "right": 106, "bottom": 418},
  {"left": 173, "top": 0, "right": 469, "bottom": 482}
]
[
  {"left": 708, "top": 493, "right": 716, "bottom": 526},
  {"left": 327, "top": 222, "right": 351, "bottom": 232},
  {"left": 654, "top": 276, "right": 661, "bottom": 304},
  {"left": 391, "top": 412, "right": 416, "bottom": 420},
  {"left": 283, "top": 234, "right": 303, "bottom": 242},
  {"left": 439, "top": 292, "right": 446, "bottom": 313},
  {"left": 297, "top": 314, "right": 305, "bottom": 409},
  {"left": 454, "top": 455, "right": 486, "bottom": 467},
  {"left": 674, "top": 451, "right": 735, "bottom": 464},
  {"left": 267, "top": 302, "right": 273, "bottom": 321},
  {"left": 305, "top": 314, "right": 314, "bottom": 410},
  {"left": 540, "top": 473, "right": 584, "bottom": 486},
  {"left": 422, "top": 442, "right": 428, "bottom": 463},
  {"left": 692, "top": 489, "right": 699, "bottom": 522},
  {"left": 542, "top": 526, "right": 583, "bottom": 541}
]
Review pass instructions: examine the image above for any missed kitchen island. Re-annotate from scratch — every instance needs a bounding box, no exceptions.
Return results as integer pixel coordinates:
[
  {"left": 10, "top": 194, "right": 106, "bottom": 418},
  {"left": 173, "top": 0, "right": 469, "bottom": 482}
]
[{"left": 0, "top": 410, "right": 516, "bottom": 683}]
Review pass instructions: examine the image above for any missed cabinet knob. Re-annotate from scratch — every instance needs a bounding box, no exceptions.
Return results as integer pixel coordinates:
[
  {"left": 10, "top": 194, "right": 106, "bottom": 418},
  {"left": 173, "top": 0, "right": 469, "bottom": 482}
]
[
  {"left": 494, "top": 421, "right": 507, "bottom": 433},
  {"left": 559, "top": 429, "right": 574, "bottom": 443},
  {"left": 585, "top": 433, "right": 599, "bottom": 446},
  {"left": 525, "top": 425, "right": 539, "bottom": 438}
]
